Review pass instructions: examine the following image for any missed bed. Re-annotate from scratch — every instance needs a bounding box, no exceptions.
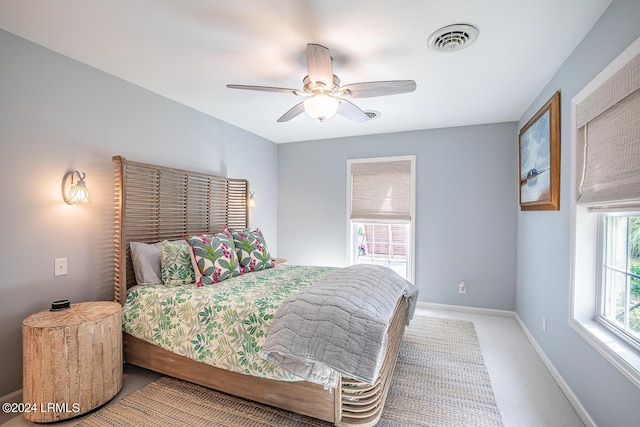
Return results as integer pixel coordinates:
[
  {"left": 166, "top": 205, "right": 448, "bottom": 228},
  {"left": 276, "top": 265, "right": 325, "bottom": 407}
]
[{"left": 113, "top": 156, "right": 416, "bottom": 426}]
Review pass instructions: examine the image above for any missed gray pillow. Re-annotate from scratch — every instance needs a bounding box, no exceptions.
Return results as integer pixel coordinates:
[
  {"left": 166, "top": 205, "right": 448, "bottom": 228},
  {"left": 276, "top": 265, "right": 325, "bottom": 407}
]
[{"left": 130, "top": 241, "right": 163, "bottom": 285}]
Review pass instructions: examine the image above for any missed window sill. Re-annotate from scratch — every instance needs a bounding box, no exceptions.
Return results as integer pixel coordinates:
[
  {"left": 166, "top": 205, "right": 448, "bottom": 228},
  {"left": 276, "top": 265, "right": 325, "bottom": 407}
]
[{"left": 569, "top": 317, "right": 640, "bottom": 388}]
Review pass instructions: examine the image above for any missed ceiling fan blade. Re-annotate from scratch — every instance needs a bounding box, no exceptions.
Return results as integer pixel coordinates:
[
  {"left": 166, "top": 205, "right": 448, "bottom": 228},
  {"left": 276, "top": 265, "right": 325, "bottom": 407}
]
[
  {"left": 337, "top": 99, "right": 369, "bottom": 122},
  {"left": 306, "top": 44, "right": 334, "bottom": 88},
  {"left": 341, "top": 80, "right": 417, "bottom": 98},
  {"left": 226, "top": 84, "right": 298, "bottom": 95},
  {"left": 277, "top": 102, "right": 306, "bottom": 122}
]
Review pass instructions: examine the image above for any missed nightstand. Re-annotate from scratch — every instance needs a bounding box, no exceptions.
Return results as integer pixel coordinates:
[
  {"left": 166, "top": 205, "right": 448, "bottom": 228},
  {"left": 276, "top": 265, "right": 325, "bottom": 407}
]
[
  {"left": 22, "top": 301, "right": 122, "bottom": 422},
  {"left": 273, "top": 258, "right": 287, "bottom": 265}
]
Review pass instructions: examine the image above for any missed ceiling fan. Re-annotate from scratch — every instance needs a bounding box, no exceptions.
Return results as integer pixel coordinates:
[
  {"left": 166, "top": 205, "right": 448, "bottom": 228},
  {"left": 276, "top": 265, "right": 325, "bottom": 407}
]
[{"left": 227, "top": 44, "right": 417, "bottom": 123}]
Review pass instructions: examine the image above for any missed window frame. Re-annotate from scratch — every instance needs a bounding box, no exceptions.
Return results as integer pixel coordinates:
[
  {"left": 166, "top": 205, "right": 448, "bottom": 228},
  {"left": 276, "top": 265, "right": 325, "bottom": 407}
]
[
  {"left": 346, "top": 155, "right": 416, "bottom": 283},
  {"left": 596, "top": 214, "right": 640, "bottom": 352},
  {"left": 569, "top": 37, "right": 640, "bottom": 389}
]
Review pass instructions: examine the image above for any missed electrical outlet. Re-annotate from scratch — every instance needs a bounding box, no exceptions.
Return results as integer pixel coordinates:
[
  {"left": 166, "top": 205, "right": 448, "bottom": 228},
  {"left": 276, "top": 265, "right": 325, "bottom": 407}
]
[
  {"left": 542, "top": 317, "right": 547, "bottom": 333},
  {"left": 458, "top": 281, "right": 466, "bottom": 294},
  {"left": 54, "top": 258, "right": 68, "bottom": 277}
]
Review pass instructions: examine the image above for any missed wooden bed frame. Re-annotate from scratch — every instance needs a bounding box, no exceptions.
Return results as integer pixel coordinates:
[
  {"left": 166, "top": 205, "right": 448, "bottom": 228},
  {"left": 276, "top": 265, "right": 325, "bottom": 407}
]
[{"left": 113, "top": 156, "right": 407, "bottom": 426}]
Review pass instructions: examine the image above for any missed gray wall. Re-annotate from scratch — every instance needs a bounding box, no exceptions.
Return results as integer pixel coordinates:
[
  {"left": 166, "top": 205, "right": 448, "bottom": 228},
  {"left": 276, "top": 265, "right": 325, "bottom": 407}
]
[
  {"left": 0, "top": 29, "right": 278, "bottom": 396},
  {"left": 515, "top": 1, "right": 640, "bottom": 426},
  {"left": 4, "top": 1, "right": 639, "bottom": 423},
  {"left": 278, "top": 123, "right": 518, "bottom": 311}
]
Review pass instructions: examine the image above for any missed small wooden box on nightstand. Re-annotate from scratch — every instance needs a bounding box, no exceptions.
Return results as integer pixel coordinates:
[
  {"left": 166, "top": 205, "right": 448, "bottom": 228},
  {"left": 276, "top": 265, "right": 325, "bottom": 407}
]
[
  {"left": 22, "top": 301, "right": 123, "bottom": 422},
  {"left": 273, "top": 258, "right": 287, "bottom": 265}
]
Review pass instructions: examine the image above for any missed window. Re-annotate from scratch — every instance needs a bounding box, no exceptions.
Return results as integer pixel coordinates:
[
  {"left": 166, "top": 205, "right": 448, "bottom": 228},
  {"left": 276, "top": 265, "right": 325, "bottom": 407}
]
[
  {"left": 352, "top": 223, "right": 409, "bottom": 278},
  {"left": 347, "top": 156, "right": 415, "bottom": 282},
  {"left": 570, "top": 37, "right": 640, "bottom": 388},
  {"left": 600, "top": 216, "right": 640, "bottom": 350}
]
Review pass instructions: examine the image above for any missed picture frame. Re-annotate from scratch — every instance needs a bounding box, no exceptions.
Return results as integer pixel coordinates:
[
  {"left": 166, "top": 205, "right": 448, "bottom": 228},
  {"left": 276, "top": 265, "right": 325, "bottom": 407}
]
[{"left": 518, "top": 91, "right": 560, "bottom": 211}]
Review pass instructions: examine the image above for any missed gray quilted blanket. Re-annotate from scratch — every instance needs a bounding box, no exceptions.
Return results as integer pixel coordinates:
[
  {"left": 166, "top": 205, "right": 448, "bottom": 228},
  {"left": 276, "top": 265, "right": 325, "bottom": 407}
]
[{"left": 261, "top": 264, "right": 418, "bottom": 388}]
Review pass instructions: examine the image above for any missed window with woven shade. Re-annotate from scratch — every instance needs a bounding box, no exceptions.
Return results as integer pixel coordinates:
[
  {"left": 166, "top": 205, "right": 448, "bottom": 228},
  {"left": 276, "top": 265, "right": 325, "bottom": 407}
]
[
  {"left": 350, "top": 159, "right": 412, "bottom": 223},
  {"left": 347, "top": 156, "right": 415, "bottom": 282},
  {"left": 570, "top": 38, "right": 640, "bottom": 388},
  {"left": 576, "top": 53, "right": 640, "bottom": 209}
]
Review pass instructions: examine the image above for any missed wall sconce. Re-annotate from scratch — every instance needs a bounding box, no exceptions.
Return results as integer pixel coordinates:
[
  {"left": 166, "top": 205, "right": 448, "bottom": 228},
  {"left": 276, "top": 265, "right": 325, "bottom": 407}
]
[
  {"left": 62, "top": 170, "right": 91, "bottom": 204},
  {"left": 247, "top": 191, "right": 256, "bottom": 208}
]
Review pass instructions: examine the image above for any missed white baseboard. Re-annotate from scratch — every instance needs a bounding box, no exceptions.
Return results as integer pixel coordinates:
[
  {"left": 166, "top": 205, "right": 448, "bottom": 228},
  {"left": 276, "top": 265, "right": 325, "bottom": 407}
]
[
  {"left": 0, "top": 388, "right": 22, "bottom": 403},
  {"left": 416, "top": 301, "right": 596, "bottom": 427},
  {"left": 513, "top": 313, "right": 597, "bottom": 427},
  {"left": 416, "top": 301, "right": 514, "bottom": 318}
]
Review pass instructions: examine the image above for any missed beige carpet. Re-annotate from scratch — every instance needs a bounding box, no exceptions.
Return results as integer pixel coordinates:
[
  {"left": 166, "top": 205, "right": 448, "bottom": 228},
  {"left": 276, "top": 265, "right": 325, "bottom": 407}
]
[{"left": 78, "top": 316, "right": 503, "bottom": 427}]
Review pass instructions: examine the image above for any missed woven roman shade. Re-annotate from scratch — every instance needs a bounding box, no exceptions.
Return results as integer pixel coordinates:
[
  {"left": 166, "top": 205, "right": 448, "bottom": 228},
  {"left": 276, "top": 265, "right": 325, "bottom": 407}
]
[
  {"left": 350, "top": 159, "right": 412, "bottom": 222},
  {"left": 576, "top": 53, "right": 640, "bottom": 208}
]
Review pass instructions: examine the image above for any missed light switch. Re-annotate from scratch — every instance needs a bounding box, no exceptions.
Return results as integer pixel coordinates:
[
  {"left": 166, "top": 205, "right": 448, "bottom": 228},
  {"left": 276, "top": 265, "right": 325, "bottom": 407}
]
[{"left": 54, "top": 258, "right": 68, "bottom": 276}]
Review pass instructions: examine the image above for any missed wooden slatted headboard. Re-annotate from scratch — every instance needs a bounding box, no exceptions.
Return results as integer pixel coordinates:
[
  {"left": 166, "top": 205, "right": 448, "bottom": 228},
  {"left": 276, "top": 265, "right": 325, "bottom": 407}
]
[{"left": 113, "top": 156, "right": 249, "bottom": 304}]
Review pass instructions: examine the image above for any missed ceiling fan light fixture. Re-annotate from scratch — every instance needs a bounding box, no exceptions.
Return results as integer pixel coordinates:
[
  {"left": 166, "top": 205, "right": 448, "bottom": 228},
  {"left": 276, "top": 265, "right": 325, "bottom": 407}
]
[
  {"left": 304, "top": 94, "right": 339, "bottom": 122},
  {"left": 227, "top": 43, "right": 416, "bottom": 123}
]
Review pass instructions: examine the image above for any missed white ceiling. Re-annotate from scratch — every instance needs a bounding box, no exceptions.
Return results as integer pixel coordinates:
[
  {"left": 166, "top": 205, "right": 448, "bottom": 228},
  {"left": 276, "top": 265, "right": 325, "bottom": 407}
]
[{"left": 0, "top": 0, "right": 611, "bottom": 143}]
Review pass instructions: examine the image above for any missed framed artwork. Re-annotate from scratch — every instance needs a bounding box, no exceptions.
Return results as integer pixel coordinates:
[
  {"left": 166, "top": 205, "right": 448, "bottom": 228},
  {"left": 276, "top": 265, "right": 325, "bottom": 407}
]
[{"left": 519, "top": 91, "right": 561, "bottom": 211}]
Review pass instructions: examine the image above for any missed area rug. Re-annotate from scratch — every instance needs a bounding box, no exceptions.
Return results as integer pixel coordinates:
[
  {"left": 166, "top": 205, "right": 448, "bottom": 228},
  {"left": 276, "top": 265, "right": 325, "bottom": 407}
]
[{"left": 78, "top": 316, "right": 503, "bottom": 427}]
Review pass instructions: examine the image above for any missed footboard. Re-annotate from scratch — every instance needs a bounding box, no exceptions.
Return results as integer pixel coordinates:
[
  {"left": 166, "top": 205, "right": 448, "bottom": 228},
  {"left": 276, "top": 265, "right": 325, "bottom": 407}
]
[
  {"left": 336, "top": 296, "right": 406, "bottom": 427},
  {"left": 122, "top": 296, "right": 407, "bottom": 427}
]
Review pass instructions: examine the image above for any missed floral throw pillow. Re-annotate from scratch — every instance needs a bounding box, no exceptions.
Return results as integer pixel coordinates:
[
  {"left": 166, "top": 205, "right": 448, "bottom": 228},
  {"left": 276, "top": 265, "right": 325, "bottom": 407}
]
[
  {"left": 230, "top": 227, "right": 275, "bottom": 272},
  {"left": 185, "top": 232, "right": 241, "bottom": 286},
  {"left": 161, "top": 241, "right": 195, "bottom": 285}
]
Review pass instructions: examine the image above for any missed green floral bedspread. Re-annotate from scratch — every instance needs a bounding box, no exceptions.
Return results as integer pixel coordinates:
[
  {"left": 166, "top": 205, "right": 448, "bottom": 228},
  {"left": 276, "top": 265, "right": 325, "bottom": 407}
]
[{"left": 122, "top": 265, "right": 335, "bottom": 381}]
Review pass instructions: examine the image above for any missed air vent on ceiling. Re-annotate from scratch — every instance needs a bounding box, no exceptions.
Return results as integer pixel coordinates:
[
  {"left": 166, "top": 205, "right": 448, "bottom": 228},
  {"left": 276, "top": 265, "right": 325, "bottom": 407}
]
[
  {"left": 364, "top": 110, "right": 380, "bottom": 120},
  {"left": 428, "top": 24, "right": 479, "bottom": 52}
]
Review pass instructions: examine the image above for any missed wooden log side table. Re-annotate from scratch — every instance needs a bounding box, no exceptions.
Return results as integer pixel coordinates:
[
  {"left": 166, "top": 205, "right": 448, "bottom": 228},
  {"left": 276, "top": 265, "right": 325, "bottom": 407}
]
[{"left": 22, "top": 301, "right": 122, "bottom": 422}]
